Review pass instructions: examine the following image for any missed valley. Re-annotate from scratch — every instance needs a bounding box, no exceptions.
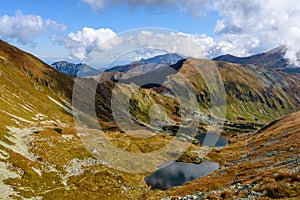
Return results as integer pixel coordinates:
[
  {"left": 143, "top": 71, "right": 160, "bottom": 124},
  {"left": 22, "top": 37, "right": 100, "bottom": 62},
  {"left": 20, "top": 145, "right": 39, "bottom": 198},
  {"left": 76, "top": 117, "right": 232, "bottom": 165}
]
[{"left": 0, "top": 39, "right": 299, "bottom": 200}]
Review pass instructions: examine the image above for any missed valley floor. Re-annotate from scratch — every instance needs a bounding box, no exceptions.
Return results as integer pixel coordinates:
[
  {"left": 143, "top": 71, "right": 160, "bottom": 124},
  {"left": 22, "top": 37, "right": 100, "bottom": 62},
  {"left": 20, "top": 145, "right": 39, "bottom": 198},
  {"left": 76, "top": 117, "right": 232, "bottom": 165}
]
[
  {"left": 153, "top": 112, "right": 300, "bottom": 200},
  {"left": 0, "top": 112, "right": 299, "bottom": 199}
]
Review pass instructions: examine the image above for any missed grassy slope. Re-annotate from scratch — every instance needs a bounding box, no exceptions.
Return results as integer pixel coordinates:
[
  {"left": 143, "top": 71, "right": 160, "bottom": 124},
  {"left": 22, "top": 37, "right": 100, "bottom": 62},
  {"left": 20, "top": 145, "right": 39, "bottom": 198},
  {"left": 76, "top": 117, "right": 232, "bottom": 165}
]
[
  {"left": 178, "top": 59, "right": 300, "bottom": 122},
  {"left": 0, "top": 40, "right": 299, "bottom": 199},
  {"left": 111, "top": 58, "right": 300, "bottom": 137},
  {"left": 0, "top": 40, "right": 202, "bottom": 199},
  {"left": 0, "top": 40, "right": 74, "bottom": 125},
  {"left": 152, "top": 111, "right": 300, "bottom": 199}
]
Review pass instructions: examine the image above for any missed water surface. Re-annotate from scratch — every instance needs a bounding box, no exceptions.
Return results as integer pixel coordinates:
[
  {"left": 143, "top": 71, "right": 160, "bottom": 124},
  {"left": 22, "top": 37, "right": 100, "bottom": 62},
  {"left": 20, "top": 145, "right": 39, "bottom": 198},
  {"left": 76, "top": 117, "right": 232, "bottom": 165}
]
[
  {"left": 196, "top": 133, "right": 228, "bottom": 147},
  {"left": 145, "top": 161, "right": 219, "bottom": 190}
]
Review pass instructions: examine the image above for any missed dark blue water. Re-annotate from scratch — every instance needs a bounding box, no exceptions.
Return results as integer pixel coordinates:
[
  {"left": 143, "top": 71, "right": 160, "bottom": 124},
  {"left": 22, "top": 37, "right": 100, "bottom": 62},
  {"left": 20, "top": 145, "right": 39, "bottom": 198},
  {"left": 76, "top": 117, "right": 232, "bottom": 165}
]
[
  {"left": 145, "top": 161, "right": 219, "bottom": 190},
  {"left": 196, "top": 133, "right": 228, "bottom": 147}
]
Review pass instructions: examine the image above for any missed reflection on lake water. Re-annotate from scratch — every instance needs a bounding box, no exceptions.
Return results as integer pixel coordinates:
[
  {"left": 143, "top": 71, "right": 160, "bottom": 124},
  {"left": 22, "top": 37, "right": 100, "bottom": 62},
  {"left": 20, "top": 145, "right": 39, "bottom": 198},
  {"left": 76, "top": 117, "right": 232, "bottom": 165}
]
[{"left": 145, "top": 161, "right": 219, "bottom": 190}]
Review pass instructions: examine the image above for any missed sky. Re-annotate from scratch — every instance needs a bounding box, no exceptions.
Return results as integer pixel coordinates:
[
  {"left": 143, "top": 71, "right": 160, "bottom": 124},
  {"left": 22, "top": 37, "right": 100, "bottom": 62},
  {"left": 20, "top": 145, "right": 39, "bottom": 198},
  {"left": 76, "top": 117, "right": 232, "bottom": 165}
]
[{"left": 1, "top": 0, "right": 300, "bottom": 69}]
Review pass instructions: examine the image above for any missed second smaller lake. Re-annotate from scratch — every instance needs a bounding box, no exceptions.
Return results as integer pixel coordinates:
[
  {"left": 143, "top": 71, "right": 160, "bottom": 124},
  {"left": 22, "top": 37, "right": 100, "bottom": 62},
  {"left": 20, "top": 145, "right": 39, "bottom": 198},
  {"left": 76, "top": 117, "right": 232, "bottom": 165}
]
[{"left": 196, "top": 133, "right": 228, "bottom": 147}]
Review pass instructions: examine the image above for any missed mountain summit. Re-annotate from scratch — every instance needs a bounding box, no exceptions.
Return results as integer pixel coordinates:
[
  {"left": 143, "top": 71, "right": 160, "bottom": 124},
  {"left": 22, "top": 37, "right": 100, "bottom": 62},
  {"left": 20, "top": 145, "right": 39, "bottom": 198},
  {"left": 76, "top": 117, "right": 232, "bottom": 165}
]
[
  {"left": 105, "top": 53, "right": 185, "bottom": 73},
  {"left": 51, "top": 61, "right": 100, "bottom": 77},
  {"left": 0, "top": 40, "right": 300, "bottom": 199},
  {"left": 139, "top": 53, "right": 185, "bottom": 65},
  {"left": 213, "top": 46, "right": 290, "bottom": 70}
]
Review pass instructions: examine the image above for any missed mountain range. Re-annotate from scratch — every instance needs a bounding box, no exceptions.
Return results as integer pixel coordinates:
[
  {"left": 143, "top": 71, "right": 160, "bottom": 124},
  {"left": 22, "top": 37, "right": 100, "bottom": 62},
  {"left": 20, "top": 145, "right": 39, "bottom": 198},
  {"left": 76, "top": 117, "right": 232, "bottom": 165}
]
[
  {"left": 213, "top": 45, "right": 300, "bottom": 74},
  {"left": 104, "top": 53, "right": 185, "bottom": 73},
  {"left": 51, "top": 61, "right": 100, "bottom": 77},
  {"left": 52, "top": 47, "right": 300, "bottom": 80},
  {"left": 50, "top": 53, "right": 185, "bottom": 78},
  {"left": 0, "top": 40, "right": 299, "bottom": 199}
]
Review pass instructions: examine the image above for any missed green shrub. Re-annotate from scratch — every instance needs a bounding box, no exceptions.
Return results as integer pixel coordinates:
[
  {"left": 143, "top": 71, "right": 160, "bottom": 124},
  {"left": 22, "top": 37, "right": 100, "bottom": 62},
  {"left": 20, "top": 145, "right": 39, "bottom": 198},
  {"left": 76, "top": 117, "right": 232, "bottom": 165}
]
[{"left": 53, "top": 128, "right": 63, "bottom": 134}]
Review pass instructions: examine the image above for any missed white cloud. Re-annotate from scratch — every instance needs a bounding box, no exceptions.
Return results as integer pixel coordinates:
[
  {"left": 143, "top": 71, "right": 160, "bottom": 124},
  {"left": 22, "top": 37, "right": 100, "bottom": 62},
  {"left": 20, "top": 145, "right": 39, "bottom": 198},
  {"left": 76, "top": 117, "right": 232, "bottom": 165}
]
[
  {"left": 54, "top": 27, "right": 217, "bottom": 64},
  {"left": 212, "top": 0, "right": 300, "bottom": 65},
  {"left": 56, "top": 26, "right": 265, "bottom": 66},
  {"left": 123, "top": 30, "right": 213, "bottom": 58},
  {"left": 82, "top": 0, "right": 178, "bottom": 11},
  {"left": 0, "top": 11, "right": 66, "bottom": 45},
  {"left": 54, "top": 27, "right": 120, "bottom": 60},
  {"left": 81, "top": 0, "right": 300, "bottom": 66},
  {"left": 82, "top": 0, "right": 212, "bottom": 17},
  {"left": 82, "top": 0, "right": 106, "bottom": 11}
]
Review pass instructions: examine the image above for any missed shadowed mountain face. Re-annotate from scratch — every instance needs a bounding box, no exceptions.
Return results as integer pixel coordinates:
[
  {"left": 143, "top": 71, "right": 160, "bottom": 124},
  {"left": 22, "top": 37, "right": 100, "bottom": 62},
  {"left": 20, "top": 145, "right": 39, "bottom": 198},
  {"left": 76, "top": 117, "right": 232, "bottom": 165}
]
[
  {"left": 100, "top": 58, "right": 300, "bottom": 128},
  {"left": 51, "top": 61, "right": 100, "bottom": 77},
  {"left": 213, "top": 46, "right": 290, "bottom": 70},
  {"left": 105, "top": 53, "right": 185, "bottom": 73},
  {"left": 0, "top": 40, "right": 300, "bottom": 199},
  {"left": 1, "top": 39, "right": 300, "bottom": 136},
  {"left": 139, "top": 53, "right": 186, "bottom": 65}
]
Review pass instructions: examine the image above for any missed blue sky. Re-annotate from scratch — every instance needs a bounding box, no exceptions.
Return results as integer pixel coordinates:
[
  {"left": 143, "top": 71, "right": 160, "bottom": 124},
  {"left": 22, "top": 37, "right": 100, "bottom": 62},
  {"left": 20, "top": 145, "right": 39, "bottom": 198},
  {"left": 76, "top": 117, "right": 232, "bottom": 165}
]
[
  {"left": 1, "top": 0, "right": 300, "bottom": 68},
  {"left": 1, "top": 1, "right": 216, "bottom": 32}
]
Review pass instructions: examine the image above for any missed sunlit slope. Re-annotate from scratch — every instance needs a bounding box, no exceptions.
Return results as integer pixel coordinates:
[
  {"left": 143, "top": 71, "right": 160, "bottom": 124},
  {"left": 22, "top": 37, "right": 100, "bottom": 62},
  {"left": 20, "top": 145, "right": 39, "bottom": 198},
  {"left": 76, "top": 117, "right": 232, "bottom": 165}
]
[
  {"left": 109, "top": 58, "right": 300, "bottom": 134},
  {"left": 159, "top": 111, "right": 300, "bottom": 199},
  {"left": 0, "top": 40, "right": 76, "bottom": 129},
  {"left": 176, "top": 59, "right": 300, "bottom": 122}
]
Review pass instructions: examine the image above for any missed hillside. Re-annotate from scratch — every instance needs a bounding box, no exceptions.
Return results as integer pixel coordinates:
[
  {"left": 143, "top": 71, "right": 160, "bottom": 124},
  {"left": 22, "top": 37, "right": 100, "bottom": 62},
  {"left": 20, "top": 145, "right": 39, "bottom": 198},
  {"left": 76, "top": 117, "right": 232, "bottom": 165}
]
[
  {"left": 158, "top": 111, "right": 300, "bottom": 199},
  {"left": 213, "top": 46, "right": 295, "bottom": 70},
  {"left": 176, "top": 59, "right": 300, "bottom": 122},
  {"left": 97, "top": 58, "right": 300, "bottom": 135},
  {"left": 0, "top": 40, "right": 74, "bottom": 126},
  {"left": 0, "top": 40, "right": 204, "bottom": 199},
  {"left": 213, "top": 46, "right": 288, "bottom": 69},
  {"left": 0, "top": 40, "right": 299, "bottom": 199}
]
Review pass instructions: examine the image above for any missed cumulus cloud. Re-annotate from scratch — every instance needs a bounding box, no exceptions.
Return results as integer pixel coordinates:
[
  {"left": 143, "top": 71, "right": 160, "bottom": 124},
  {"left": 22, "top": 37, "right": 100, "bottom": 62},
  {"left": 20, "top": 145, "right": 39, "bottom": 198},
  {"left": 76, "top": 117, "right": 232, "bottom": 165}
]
[
  {"left": 56, "top": 26, "right": 264, "bottom": 66},
  {"left": 123, "top": 30, "right": 214, "bottom": 58},
  {"left": 81, "top": 0, "right": 300, "bottom": 66},
  {"left": 53, "top": 27, "right": 120, "bottom": 60},
  {"left": 0, "top": 11, "right": 66, "bottom": 45},
  {"left": 53, "top": 27, "right": 217, "bottom": 64},
  {"left": 212, "top": 0, "right": 300, "bottom": 65}
]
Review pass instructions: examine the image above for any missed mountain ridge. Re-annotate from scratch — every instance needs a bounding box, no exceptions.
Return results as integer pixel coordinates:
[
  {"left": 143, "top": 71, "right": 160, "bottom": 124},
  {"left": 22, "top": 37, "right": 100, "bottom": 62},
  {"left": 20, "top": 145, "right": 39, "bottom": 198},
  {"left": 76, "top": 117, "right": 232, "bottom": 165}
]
[
  {"left": 138, "top": 53, "right": 186, "bottom": 65},
  {"left": 105, "top": 53, "right": 185, "bottom": 73},
  {"left": 0, "top": 40, "right": 300, "bottom": 199},
  {"left": 213, "top": 45, "right": 293, "bottom": 70},
  {"left": 159, "top": 110, "right": 300, "bottom": 199},
  {"left": 51, "top": 61, "right": 100, "bottom": 77}
]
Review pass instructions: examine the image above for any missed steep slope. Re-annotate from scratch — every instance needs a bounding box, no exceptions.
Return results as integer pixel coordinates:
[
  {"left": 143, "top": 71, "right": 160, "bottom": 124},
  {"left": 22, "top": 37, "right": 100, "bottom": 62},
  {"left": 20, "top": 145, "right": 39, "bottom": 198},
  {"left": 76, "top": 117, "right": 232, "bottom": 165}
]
[
  {"left": 51, "top": 61, "right": 100, "bottom": 77},
  {"left": 0, "top": 40, "right": 74, "bottom": 126},
  {"left": 159, "top": 111, "right": 300, "bottom": 199},
  {"left": 0, "top": 40, "right": 202, "bottom": 199},
  {"left": 173, "top": 59, "right": 300, "bottom": 134},
  {"left": 1, "top": 40, "right": 300, "bottom": 199},
  {"left": 108, "top": 58, "right": 300, "bottom": 131},
  {"left": 0, "top": 40, "right": 76, "bottom": 199},
  {"left": 213, "top": 46, "right": 291, "bottom": 70},
  {"left": 97, "top": 53, "right": 300, "bottom": 135}
]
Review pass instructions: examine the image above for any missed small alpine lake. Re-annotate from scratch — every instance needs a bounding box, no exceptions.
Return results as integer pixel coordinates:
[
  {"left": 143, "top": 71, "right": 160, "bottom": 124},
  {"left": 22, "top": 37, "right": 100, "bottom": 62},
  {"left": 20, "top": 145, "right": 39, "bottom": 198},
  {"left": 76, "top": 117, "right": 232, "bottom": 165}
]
[{"left": 145, "top": 160, "right": 219, "bottom": 190}]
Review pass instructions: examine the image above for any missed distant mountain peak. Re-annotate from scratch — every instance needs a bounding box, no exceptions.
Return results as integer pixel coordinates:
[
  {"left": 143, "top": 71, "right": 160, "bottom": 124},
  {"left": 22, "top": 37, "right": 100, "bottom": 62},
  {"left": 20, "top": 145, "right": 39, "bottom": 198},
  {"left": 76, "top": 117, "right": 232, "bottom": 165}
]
[
  {"left": 266, "top": 45, "right": 286, "bottom": 55},
  {"left": 105, "top": 53, "right": 185, "bottom": 73},
  {"left": 51, "top": 61, "right": 100, "bottom": 77},
  {"left": 213, "top": 46, "right": 291, "bottom": 70},
  {"left": 139, "top": 53, "right": 186, "bottom": 65}
]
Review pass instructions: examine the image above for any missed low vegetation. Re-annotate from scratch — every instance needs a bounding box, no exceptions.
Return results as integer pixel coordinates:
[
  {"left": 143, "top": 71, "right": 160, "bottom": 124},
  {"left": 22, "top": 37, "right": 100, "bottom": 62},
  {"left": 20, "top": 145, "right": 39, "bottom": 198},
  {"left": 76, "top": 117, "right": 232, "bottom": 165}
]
[{"left": 0, "top": 40, "right": 299, "bottom": 199}]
